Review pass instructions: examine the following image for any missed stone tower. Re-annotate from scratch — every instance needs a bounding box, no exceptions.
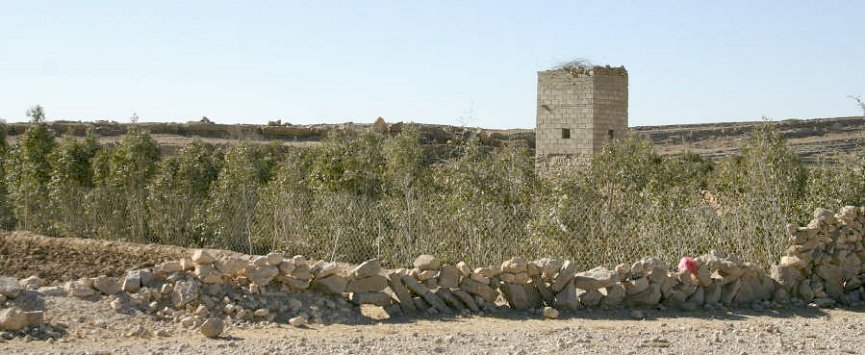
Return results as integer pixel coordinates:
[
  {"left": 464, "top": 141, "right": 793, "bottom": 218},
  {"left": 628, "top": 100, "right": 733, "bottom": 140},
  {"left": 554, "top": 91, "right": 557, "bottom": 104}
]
[{"left": 535, "top": 65, "right": 628, "bottom": 176}]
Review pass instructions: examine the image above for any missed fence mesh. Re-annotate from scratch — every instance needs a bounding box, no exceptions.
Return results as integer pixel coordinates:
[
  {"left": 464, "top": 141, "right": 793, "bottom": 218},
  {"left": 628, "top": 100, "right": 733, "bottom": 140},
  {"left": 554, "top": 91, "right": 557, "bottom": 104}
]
[{"left": 1, "top": 122, "right": 862, "bottom": 271}]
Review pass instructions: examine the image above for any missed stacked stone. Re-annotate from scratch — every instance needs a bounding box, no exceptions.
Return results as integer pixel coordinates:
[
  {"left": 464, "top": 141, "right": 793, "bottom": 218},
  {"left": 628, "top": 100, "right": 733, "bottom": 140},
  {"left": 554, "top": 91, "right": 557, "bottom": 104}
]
[
  {"left": 385, "top": 254, "right": 487, "bottom": 317},
  {"left": 11, "top": 206, "right": 865, "bottom": 339},
  {"left": 0, "top": 276, "right": 45, "bottom": 331},
  {"left": 346, "top": 259, "right": 391, "bottom": 307},
  {"left": 772, "top": 207, "right": 865, "bottom": 307},
  {"left": 30, "top": 250, "right": 365, "bottom": 336},
  {"left": 694, "top": 252, "right": 776, "bottom": 308}
]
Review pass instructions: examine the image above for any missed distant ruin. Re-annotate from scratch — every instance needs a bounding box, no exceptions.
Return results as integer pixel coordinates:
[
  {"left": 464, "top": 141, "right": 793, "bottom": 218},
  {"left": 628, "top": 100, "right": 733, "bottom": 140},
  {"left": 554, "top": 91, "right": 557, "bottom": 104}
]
[{"left": 535, "top": 64, "right": 628, "bottom": 176}]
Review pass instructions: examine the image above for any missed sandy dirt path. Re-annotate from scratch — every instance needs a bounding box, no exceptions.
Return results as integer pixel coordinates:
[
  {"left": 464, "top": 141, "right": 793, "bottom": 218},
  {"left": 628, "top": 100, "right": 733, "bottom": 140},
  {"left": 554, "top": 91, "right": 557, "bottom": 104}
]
[{"left": 4, "top": 294, "right": 865, "bottom": 355}]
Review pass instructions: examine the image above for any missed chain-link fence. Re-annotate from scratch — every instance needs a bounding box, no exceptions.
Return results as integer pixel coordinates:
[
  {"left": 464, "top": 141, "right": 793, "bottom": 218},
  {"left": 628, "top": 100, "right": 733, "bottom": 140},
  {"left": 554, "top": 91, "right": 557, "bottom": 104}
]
[{"left": 1, "top": 122, "right": 863, "bottom": 271}]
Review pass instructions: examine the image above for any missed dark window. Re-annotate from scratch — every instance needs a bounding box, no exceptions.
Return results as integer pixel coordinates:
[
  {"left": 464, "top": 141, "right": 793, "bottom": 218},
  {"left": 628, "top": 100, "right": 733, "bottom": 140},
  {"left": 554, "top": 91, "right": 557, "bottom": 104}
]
[
  {"left": 561, "top": 128, "right": 570, "bottom": 139},
  {"left": 608, "top": 129, "right": 614, "bottom": 139}
]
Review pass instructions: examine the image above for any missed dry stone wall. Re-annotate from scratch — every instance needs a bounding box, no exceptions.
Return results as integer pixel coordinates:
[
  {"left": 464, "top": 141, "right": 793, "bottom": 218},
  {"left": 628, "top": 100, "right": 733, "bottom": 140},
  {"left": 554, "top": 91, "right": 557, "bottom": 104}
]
[{"left": 2, "top": 206, "right": 865, "bottom": 338}]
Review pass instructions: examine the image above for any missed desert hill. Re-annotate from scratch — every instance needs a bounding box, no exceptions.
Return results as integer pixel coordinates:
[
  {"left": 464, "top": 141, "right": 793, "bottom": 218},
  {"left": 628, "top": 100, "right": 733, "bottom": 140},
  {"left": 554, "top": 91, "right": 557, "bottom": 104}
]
[{"left": 5, "top": 115, "right": 864, "bottom": 163}]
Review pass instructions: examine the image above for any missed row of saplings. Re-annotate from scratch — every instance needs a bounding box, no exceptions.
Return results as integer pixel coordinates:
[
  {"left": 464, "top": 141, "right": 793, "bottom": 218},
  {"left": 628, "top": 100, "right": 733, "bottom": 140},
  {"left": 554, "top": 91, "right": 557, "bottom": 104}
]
[{"left": 2, "top": 206, "right": 865, "bottom": 339}]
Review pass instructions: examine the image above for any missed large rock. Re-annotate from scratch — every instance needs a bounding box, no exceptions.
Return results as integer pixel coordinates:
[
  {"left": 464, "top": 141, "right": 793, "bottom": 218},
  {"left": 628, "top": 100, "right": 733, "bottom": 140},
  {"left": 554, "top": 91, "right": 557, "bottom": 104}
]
[
  {"left": 452, "top": 289, "right": 480, "bottom": 313},
  {"left": 278, "top": 275, "right": 309, "bottom": 290},
  {"left": 798, "top": 280, "right": 815, "bottom": 302},
  {"left": 278, "top": 260, "right": 296, "bottom": 275},
  {"left": 0, "top": 307, "right": 27, "bottom": 331},
  {"left": 265, "top": 252, "right": 284, "bottom": 266},
  {"left": 687, "top": 286, "right": 705, "bottom": 305},
  {"left": 695, "top": 263, "right": 712, "bottom": 287},
  {"left": 311, "top": 275, "right": 347, "bottom": 294},
  {"left": 841, "top": 253, "right": 861, "bottom": 280},
  {"left": 551, "top": 260, "right": 578, "bottom": 292},
  {"left": 469, "top": 273, "right": 490, "bottom": 284},
  {"left": 573, "top": 267, "right": 617, "bottom": 290},
  {"left": 215, "top": 258, "right": 247, "bottom": 276},
  {"left": 459, "top": 278, "right": 498, "bottom": 303},
  {"left": 601, "top": 283, "right": 626, "bottom": 306},
  {"left": 351, "top": 259, "right": 382, "bottom": 279},
  {"left": 771, "top": 264, "right": 803, "bottom": 286},
  {"left": 195, "top": 264, "right": 224, "bottom": 284},
  {"left": 172, "top": 280, "right": 199, "bottom": 307},
  {"left": 0, "top": 276, "right": 22, "bottom": 298},
  {"left": 414, "top": 255, "right": 440, "bottom": 271},
  {"left": 402, "top": 275, "right": 429, "bottom": 296},
  {"left": 614, "top": 263, "right": 631, "bottom": 275},
  {"left": 346, "top": 275, "right": 389, "bottom": 293},
  {"left": 501, "top": 257, "right": 528, "bottom": 274},
  {"left": 421, "top": 291, "right": 453, "bottom": 314},
  {"left": 123, "top": 269, "right": 153, "bottom": 292},
  {"left": 715, "top": 261, "right": 743, "bottom": 285},
  {"left": 456, "top": 262, "right": 472, "bottom": 277},
  {"left": 669, "top": 284, "right": 696, "bottom": 304},
  {"left": 251, "top": 256, "right": 270, "bottom": 267},
  {"left": 246, "top": 265, "right": 279, "bottom": 286},
  {"left": 415, "top": 269, "right": 438, "bottom": 281},
  {"left": 660, "top": 274, "right": 679, "bottom": 298},
  {"left": 500, "top": 283, "right": 541, "bottom": 310},
  {"left": 388, "top": 273, "right": 418, "bottom": 314},
  {"left": 18, "top": 276, "right": 45, "bottom": 290},
  {"left": 578, "top": 288, "right": 603, "bottom": 307},
  {"left": 780, "top": 256, "right": 806, "bottom": 269},
  {"left": 626, "top": 277, "right": 650, "bottom": 295},
  {"left": 527, "top": 261, "right": 542, "bottom": 277},
  {"left": 438, "top": 265, "right": 460, "bottom": 289},
  {"left": 625, "top": 283, "right": 661, "bottom": 307},
  {"left": 474, "top": 266, "right": 501, "bottom": 278},
  {"left": 289, "top": 315, "right": 306, "bottom": 327},
  {"left": 154, "top": 261, "right": 183, "bottom": 274},
  {"left": 553, "top": 281, "right": 581, "bottom": 310},
  {"left": 436, "top": 288, "right": 467, "bottom": 313},
  {"left": 543, "top": 306, "right": 560, "bottom": 319},
  {"left": 93, "top": 276, "right": 122, "bottom": 295},
  {"left": 200, "top": 318, "right": 224, "bottom": 338},
  {"left": 533, "top": 277, "right": 555, "bottom": 304},
  {"left": 313, "top": 262, "right": 339, "bottom": 279},
  {"left": 191, "top": 250, "right": 215, "bottom": 265},
  {"left": 290, "top": 266, "right": 312, "bottom": 281},
  {"left": 733, "top": 277, "right": 758, "bottom": 304},
  {"left": 350, "top": 292, "right": 394, "bottom": 306},
  {"left": 705, "top": 283, "right": 722, "bottom": 304},
  {"left": 539, "top": 258, "right": 562, "bottom": 280},
  {"left": 65, "top": 280, "right": 96, "bottom": 298},
  {"left": 815, "top": 264, "right": 843, "bottom": 298},
  {"left": 721, "top": 278, "right": 742, "bottom": 305}
]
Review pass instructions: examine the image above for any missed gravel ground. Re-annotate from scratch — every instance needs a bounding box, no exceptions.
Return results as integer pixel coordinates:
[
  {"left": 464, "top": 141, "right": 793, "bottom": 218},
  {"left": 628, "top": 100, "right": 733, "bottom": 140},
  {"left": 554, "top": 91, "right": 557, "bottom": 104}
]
[{"left": 3, "top": 292, "right": 865, "bottom": 355}]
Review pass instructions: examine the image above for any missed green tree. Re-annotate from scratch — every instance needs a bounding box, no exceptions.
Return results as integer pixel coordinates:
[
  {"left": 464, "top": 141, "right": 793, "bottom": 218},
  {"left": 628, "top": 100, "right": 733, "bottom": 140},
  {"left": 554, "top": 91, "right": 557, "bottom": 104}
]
[
  {"left": 253, "top": 149, "right": 317, "bottom": 254},
  {"left": 707, "top": 121, "right": 806, "bottom": 266},
  {"left": 205, "top": 143, "right": 269, "bottom": 253},
  {"left": 148, "top": 140, "right": 220, "bottom": 246},
  {"left": 0, "top": 119, "right": 13, "bottom": 229},
  {"left": 6, "top": 106, "right": 55, "bottom": 232},
  {"left": 88, "top": 126, "right": 159, "bottom": 242},
  {"left": 48, "top": 133, "right": 100, "bottom": 236},
  {"left": 308, "top": 130, "right": 385, "bottom": 196}
]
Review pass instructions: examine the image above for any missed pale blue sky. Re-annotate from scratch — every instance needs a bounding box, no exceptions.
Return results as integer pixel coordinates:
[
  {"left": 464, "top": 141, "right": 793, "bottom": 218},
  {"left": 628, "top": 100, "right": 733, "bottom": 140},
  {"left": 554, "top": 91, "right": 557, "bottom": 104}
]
[{"left": 1, "top": 1, "right": 863, "bottom": 129}]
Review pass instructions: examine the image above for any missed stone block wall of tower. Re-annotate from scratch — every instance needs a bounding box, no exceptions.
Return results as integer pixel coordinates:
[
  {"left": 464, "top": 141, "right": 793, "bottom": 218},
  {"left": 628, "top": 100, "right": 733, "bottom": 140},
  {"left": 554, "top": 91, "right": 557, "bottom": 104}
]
[{"left": 535, "top": 65, "right": 628, "bottom": 176}]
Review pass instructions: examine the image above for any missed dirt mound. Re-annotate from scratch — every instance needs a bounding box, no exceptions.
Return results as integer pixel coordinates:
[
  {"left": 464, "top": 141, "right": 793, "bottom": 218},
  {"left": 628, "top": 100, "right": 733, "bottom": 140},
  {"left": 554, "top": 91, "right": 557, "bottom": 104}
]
[{"left": 0, "top": 231, "right": 241, "bottom": 281}]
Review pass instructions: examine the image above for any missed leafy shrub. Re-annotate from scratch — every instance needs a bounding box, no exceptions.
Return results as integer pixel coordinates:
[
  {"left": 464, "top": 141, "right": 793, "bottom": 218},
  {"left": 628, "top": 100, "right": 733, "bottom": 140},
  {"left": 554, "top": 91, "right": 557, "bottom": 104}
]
[{"left": 2, "top": 110, "right": 863, "bottom": 270}]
